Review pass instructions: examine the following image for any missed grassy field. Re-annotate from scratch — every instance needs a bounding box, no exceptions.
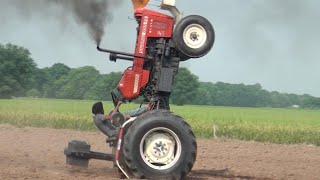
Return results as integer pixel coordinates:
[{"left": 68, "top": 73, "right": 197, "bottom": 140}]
[{"left": 0, "top": 98, "right": 319, "bottom": 146}]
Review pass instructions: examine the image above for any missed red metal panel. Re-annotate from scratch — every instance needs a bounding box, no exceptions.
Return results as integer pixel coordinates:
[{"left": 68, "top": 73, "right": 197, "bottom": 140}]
[
  {"left": 117, "top": 8, "right": 174, "bottom": 101},
  {"left": 118, "top": 69, "right": 150, "bottom": 100}
]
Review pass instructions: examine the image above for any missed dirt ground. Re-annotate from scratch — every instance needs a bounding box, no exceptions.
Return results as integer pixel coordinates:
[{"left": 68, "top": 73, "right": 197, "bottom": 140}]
[{"left": 0, "top": 125, "right": 319, "bottom": 180}]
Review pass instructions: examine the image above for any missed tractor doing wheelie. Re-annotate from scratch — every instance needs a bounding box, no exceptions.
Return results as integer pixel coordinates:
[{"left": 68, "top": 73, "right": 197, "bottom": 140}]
[{"left": 64, "top": 0, "right": 215, "bottom": 179}]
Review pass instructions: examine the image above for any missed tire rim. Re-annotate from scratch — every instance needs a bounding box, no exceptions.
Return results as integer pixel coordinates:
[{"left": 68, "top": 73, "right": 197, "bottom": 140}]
[
  {"left": 140, "top": 127, "right": 182, "bottom": 170},
  {"left": 183, "top": 24, "right": 207, "bottom": 49}
]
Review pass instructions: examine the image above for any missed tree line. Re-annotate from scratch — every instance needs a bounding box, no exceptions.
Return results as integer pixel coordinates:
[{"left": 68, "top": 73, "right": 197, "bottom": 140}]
[{"left": 1, "top": 43, "right": 320, "bottom": 108}]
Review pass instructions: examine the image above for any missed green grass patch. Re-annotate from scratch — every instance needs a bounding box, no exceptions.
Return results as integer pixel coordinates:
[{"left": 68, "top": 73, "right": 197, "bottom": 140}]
[{"left": 0, "top": 98, "right": 319, "bottom": 146}]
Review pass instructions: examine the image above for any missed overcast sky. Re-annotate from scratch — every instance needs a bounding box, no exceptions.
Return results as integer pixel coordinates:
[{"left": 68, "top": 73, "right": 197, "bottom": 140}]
[{"left": 0, "top": 0, "right": 319, "bottom": 97}]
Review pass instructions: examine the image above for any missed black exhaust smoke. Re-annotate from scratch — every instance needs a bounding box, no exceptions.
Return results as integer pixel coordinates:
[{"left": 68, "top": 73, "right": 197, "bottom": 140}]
[
  {"left": 3, "top": 0, "right": 122, "bottom": 45},
  {"left": 53, "top": 0, "right": 111, "bottom": 46}
]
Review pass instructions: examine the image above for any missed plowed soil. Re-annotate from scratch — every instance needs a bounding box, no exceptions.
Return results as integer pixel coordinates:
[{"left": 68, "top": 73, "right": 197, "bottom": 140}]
[{"left": 0, "top": 125, "right": 319, "bottom": 180}]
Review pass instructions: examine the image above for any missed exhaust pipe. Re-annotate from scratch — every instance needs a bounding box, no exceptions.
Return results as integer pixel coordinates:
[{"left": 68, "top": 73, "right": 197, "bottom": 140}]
[
  {"left": 92, "top": 102, "right": 117, "bottom": 137},
  {"left": 97, "top": 45, "right": 151, "bottom": 60}
]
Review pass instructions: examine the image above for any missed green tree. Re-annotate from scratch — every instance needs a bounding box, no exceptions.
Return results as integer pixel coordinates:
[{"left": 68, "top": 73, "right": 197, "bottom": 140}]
[
  {"left": 84, "top": 72, "right": 122, "bottom": 100},
  {"left": 0, "top": 44, "right": 37, "bottom": 98},
  {"left": 46, "top": 63, "right": 71, "bottom": 80},
  {"left": 195, "top": 82, "right": 216, "bottom": 105},
  {"left": 56, "top": 66, "right": 100, "bottom": 99},
  {"left": 26, "top": 89, "right": 41, "bottom": 98},
  {"left": 171, "top": 68, "right": 200, "bottom": 105},
  {"left": 33, "top": 68, "right": 50, "bottom": 97},
  {"left": 41, "top": 63, "right": 71, "bottom": 98}
]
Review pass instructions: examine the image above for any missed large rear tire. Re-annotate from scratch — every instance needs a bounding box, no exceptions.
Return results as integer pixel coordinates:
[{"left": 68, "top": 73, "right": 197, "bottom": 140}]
[
  {"left": 123, "top": 110, "right": 197, "bottom": 179},
  {"left": 174, "top": 15, "right": 215, "bottom": 60}
]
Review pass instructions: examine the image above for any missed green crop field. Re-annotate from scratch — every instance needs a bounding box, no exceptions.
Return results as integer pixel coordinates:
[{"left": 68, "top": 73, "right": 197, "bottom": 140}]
[{"left": 0, "top": 98, "right": 319, "bottom": 146}]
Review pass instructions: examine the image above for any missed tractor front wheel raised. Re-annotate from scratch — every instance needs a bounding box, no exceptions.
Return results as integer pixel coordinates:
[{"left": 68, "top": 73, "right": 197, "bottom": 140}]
[
  {"left": 123, "top": 110, "right": 197, "bottom": 179},
  {"left": 174, "top": 15, "right": 215, "bottom": 60}
]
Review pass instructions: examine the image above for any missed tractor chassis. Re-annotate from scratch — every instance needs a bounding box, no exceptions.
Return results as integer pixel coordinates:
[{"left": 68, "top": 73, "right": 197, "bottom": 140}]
[{"left": 63, "top": 1, "right": 214, "bottom": 178}]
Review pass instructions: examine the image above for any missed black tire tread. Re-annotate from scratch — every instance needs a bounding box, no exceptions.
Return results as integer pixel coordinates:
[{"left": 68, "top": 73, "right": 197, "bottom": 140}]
[
  {"left": 174, "top": 15, "right": 215, "bottom": 59},
  {"left": 123, "top": 110, "right": 197, "bottom": 179}
]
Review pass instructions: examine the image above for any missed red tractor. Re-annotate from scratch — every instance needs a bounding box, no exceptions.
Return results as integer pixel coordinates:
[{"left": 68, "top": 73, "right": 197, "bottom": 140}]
[{"left": 65, "top": 0, "right": 215, "bottom": 179}]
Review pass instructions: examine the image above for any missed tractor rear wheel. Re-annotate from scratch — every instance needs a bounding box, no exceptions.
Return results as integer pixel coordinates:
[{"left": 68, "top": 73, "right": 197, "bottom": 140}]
[
  {"left": 123, "top": 110, "right": 197, "bottom": 179},
  {"left": 174, "top": 15, "right": 215, "bottom": 60}
]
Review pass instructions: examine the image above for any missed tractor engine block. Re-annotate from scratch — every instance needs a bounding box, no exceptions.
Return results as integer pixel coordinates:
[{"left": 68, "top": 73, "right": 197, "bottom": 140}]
[{"left": 142, "top": 38, "right": 181, "bottom": 110}]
